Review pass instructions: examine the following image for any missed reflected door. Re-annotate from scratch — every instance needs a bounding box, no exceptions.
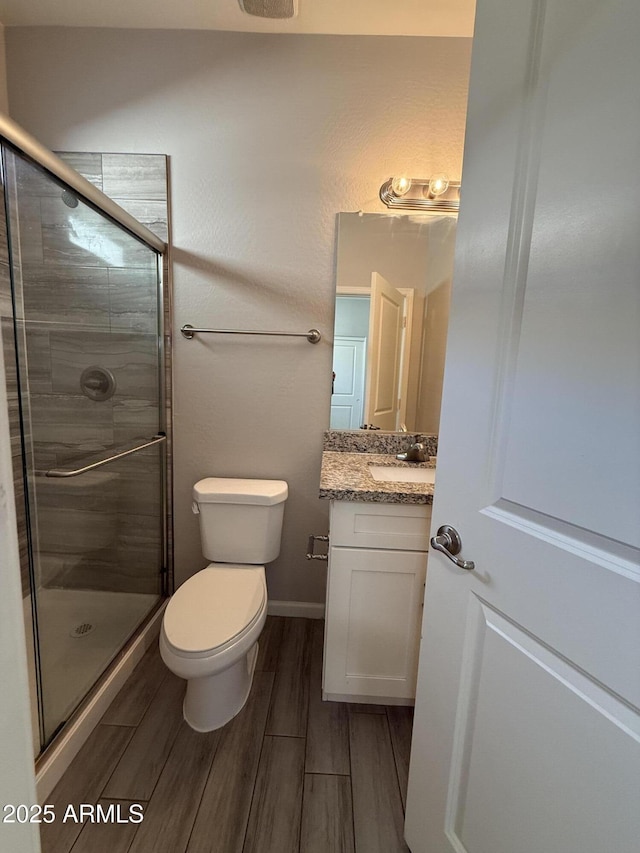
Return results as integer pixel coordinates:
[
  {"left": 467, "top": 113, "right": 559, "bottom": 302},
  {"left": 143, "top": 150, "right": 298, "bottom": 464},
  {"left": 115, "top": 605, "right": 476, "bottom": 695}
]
[
  {"left": 331, "top": 336, "right": 366, "bottom": 429},
  {"left": 365, "top": 272, "right": 405, "bottom": 430}
]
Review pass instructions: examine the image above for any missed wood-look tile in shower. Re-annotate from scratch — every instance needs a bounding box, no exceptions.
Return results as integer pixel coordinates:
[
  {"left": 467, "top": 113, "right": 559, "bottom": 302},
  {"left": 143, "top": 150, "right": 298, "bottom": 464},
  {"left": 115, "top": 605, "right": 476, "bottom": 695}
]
[
  {"left": 21, "top": 264, "right": 110, "bottom": 327},
  {"left": 39, "top": 196, "right": 154, "bottom": 269},
  {"left": 1, "top": 317, "right": 18, "bottom": 401},
  {"left": 45, "top": 553, "right": 153, "bottom": 594},
  {"left": 0, "top": 190, "right": 9, "bottom": 267},
  {"left": 108, "top": 267, "right": 158, "bottom": 333},
  {"left": 113, "top": 449, "right": 162, "bottom": 510},
  {"left": 110, "top": 198, "right": 169, "bottom": 243},
  {"left": 30, "top": 392, "right": 114, "bottom": 454},
  {"left": 55, "top": 152, "right": 104, "bottom": 192},
  {"left": 113, "top": 399, "right": 160, "bottom": 447},
  {"left": 35, "top": 466, "right": 118, "bottom": 512},
  {"left": 49, "top": 330, "right": 159, "bottom": 402},
  {"left": 101, "top": 154, "right": 167, "bottom": 201},
  {"left": 13, "top": 194, "right": 44, "bottom": 267},
  {"left": 0, "top": 262, "right": 11, "bottom": 312},
  {"left": 23, "top": 324, "right": 53, "bottom": 394},
  {"left": 116, "top": 515, "right": 163, "bottom": 585},
  {"left": 14, "top": 156, "right": 57, "bottom": 198}
]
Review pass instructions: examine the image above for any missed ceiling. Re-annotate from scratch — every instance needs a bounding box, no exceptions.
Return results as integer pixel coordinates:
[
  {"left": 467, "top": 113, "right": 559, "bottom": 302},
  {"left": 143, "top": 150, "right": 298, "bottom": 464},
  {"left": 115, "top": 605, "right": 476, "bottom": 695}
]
[{"left": 0, "top": 0, "right": 475, "bottom": 37}]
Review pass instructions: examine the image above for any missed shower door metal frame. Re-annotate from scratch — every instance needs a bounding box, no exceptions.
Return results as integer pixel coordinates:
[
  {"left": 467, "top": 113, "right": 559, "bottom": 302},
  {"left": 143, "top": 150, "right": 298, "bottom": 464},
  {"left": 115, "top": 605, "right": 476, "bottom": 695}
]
[
  {"left": 0, "top": 113, "right": 165, "bottom": 252},
  {"left": 0, "top": 113, "right": 171, "bottom": 749}
]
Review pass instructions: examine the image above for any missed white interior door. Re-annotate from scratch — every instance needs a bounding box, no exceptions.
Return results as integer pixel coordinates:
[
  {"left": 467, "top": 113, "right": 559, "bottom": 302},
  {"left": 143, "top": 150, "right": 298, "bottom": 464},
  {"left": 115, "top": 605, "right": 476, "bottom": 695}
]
[
  {"left": 331, "top": 335, "right": 367, "bottom": 429},
  {"left": 365, "top": 272, "right": 404, "bottom": 430},
  {"left": 405, "top": 2, "right": 640, "bottom": 852}
]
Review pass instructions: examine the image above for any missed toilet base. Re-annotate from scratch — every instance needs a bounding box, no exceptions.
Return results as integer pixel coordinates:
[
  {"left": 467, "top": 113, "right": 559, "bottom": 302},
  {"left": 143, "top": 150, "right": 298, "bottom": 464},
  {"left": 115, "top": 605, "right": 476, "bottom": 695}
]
[{"left": 183, "top": 642, "right": 259, "bottom": 732}]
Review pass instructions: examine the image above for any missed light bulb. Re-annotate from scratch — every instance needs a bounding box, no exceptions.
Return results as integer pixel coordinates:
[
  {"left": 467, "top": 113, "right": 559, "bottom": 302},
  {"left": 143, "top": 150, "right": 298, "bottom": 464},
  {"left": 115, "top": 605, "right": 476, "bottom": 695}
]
[
  {"left": 391, "top": 176, "right": 412, "bottom": 197},
  {"left": 427, "top": 173, "right": 450, "bottom": 197}
]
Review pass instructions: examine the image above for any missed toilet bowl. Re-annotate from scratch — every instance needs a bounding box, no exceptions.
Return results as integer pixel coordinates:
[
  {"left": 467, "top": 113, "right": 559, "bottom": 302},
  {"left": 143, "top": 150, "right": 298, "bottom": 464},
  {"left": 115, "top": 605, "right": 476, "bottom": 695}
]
[{"left": 160, "top": 477, "right": 287, "bottom": 732}]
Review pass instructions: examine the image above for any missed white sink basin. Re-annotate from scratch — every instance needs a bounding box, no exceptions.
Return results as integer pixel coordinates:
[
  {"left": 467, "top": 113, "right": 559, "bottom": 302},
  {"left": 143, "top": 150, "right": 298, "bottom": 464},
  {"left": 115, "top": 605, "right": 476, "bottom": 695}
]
[{"left": 369, "top": 465, "right": 436, "bottom": 485}]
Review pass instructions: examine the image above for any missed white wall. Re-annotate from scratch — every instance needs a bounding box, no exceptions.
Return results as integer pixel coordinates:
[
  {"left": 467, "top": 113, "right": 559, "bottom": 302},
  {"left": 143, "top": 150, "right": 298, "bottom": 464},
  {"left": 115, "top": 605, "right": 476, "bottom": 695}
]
[{"left": 6, "top": 27, "right": 471, "bottom": 602}]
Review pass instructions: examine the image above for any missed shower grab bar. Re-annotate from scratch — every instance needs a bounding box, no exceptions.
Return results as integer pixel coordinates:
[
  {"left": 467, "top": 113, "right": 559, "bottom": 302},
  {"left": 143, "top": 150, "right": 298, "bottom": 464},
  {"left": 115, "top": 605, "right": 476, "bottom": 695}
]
[
  {"left": 45, "top": 434, "right": 167, "bottom": 478},
  {"left": 181, "top": 324, "right": 322, "bottom": 344}
]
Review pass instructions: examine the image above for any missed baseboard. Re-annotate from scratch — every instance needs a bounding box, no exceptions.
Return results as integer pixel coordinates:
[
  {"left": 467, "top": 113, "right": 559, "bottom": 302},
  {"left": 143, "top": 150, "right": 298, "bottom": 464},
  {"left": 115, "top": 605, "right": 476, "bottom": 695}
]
[
  {"left": 35, "top": 602, "right": 166, "bottom": 803},
  {"left": 267, "top": 599, "right": 325, "bottom": 619},
  {"left": 323, "top": 691, "right": 414, "bottom": 706}
]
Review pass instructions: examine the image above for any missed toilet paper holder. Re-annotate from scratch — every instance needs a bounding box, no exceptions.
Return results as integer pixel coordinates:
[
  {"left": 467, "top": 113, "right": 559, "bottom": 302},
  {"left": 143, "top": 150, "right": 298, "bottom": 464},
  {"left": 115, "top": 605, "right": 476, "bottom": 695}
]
[{"left": 306, "top": 534, "right": 329, "bottom": 561}]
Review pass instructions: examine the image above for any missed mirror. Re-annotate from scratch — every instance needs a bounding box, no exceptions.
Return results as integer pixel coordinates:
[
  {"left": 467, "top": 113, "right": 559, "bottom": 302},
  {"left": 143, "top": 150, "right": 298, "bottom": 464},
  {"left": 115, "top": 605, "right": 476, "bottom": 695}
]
[{"left": 331, "top": 212, "right": 456, "bottom": 433}]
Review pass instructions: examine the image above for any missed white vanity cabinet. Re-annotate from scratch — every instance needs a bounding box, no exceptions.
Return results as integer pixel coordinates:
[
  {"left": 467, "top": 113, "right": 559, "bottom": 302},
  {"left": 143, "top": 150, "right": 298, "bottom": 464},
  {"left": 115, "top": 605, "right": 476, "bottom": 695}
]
[{"left": 322, "top": 499, "right": 431, "bottom": 705}]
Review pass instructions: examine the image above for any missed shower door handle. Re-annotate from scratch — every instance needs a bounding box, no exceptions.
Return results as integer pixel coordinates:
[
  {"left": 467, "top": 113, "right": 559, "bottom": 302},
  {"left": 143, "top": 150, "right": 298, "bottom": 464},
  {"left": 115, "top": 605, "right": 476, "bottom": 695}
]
[{"left": 45, "top": 434, "right": 166, "bottom": 478}]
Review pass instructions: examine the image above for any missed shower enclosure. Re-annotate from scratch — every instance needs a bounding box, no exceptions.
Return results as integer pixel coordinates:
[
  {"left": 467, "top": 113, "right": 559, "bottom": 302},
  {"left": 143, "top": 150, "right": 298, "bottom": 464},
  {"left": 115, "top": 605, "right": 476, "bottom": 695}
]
[{"left": 0, "top": 117, "right": 169, "bottom": 754}]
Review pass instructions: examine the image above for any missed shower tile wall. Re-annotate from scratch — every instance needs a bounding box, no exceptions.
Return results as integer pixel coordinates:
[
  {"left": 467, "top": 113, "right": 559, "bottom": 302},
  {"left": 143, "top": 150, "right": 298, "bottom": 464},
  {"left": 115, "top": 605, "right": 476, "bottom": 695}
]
[{"left": 1, "top": 152, "right": 171, "bottom": 597}]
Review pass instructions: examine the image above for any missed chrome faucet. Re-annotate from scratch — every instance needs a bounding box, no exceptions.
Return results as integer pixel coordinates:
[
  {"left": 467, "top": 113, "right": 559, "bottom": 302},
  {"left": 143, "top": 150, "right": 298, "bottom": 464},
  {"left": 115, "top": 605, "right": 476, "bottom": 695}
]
[{"left": 396, "top": 442, "right": 427, "bottom": 463}]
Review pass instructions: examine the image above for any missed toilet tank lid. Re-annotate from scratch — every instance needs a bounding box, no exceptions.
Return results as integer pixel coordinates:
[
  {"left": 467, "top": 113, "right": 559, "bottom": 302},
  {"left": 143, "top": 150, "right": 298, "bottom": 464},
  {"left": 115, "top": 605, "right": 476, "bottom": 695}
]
[{"left": 193, "top": 477, "right": 288, "bottom": 505}]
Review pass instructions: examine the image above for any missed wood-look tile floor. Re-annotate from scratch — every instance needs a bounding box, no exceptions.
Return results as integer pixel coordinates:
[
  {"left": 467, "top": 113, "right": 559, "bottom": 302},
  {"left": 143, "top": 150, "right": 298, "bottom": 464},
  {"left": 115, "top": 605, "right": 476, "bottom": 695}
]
[{"left": 40, "top": 617, "right": 413, "bottom": 853}]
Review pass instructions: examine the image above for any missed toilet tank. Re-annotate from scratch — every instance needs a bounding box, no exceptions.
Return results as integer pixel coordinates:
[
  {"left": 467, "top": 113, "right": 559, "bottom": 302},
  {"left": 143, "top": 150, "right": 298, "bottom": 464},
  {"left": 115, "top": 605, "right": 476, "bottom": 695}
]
[{"left": 193, "top": 478, "right": 288, "bottom": 564}]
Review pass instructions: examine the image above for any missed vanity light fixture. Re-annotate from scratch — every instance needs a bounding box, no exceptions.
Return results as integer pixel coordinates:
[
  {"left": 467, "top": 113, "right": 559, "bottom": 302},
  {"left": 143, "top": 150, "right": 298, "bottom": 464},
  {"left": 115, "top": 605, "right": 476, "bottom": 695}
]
[
  {"left": 391, "top": 176, "right": 412, "bottom": 196},
  {"left": 380, "top": 174, "right": 460, "bottom": 211}
]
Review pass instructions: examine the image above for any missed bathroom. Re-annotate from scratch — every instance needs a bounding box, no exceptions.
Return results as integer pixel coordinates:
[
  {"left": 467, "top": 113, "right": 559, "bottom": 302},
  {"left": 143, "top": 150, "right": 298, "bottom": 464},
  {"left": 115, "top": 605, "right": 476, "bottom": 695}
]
[{"left": 1, "top": 2, "right": 639, "bottom": 853}]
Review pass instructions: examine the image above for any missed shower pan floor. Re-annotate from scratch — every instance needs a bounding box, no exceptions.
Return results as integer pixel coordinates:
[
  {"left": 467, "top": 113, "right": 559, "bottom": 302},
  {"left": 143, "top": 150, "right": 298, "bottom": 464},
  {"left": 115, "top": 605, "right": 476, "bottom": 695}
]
[{"left": 26, "top": 587, "right": 158, "bottom": 753}]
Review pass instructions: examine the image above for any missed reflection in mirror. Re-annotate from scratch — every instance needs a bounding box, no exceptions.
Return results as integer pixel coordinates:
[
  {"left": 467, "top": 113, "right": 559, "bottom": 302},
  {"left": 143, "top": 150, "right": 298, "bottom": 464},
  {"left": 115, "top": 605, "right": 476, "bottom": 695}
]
[{"left": 331, "top": 212, "right": 456, "bottom": 433}]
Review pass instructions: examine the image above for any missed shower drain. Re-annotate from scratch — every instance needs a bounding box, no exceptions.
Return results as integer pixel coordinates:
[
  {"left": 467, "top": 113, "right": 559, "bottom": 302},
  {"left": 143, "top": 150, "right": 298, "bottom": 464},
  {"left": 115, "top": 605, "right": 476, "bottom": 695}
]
[{"left": 70, "top": 622, "right": 95, "bottom": 639}]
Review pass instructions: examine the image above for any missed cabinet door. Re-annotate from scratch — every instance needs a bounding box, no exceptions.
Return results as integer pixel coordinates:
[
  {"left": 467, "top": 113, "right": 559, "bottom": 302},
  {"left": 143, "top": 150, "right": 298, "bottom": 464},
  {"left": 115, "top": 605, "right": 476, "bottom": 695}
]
[{"left": 323, "top": 545, "right": 427, "bottom": 703}]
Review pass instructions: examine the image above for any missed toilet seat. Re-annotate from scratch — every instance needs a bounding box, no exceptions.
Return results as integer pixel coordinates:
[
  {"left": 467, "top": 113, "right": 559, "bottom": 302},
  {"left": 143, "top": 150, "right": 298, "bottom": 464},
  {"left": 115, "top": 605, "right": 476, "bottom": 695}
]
[{"left": 162, "top": 564, "right": 266, "bottom": 658}]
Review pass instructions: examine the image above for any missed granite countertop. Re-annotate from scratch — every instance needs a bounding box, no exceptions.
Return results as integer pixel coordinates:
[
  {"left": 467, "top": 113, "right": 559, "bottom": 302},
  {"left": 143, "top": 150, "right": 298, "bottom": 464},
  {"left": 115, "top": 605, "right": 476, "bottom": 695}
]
[{"left": 319, "top": 451, "right": 435, "bottom": 505}]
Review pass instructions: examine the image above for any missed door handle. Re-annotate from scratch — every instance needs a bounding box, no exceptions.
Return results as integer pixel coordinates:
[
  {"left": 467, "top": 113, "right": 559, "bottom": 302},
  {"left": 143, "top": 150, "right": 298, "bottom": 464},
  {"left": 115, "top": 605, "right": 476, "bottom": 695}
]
[{"left": 430, "top": 525, "right": 475, "bottom": 571}]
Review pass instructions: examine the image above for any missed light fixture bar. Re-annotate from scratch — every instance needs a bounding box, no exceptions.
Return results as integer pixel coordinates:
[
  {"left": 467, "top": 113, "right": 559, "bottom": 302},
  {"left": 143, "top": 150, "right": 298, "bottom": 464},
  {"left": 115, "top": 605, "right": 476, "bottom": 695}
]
[{"left": 380, "top": 177, "right": 461, "bottom": 211}]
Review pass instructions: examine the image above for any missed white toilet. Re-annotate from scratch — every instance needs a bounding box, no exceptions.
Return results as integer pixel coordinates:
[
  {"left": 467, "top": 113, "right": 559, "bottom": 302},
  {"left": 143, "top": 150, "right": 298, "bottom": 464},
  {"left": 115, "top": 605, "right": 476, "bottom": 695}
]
[{"left": 159, "top": 477, "right": 288, "bottom": 732}]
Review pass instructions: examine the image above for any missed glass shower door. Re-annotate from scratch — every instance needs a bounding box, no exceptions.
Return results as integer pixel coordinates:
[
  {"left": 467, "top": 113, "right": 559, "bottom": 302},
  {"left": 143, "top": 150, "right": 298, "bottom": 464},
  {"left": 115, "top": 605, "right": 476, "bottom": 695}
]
[{"left": 3, "top": 147, "right": 166, "bottom": 747}]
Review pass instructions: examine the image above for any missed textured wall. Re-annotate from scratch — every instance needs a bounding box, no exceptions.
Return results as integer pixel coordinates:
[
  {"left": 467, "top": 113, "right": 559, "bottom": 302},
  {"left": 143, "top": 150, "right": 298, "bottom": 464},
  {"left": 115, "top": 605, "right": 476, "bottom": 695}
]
[{"left": 6, "top": 28, "right": 472, "bottom": 602}]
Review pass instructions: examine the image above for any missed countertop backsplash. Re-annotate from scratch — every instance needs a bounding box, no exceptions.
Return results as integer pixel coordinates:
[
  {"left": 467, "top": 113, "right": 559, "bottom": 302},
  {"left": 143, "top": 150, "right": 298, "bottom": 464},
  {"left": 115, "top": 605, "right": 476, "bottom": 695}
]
[{"left": 323, "top": 430, "right": 438, "bottom": 457}]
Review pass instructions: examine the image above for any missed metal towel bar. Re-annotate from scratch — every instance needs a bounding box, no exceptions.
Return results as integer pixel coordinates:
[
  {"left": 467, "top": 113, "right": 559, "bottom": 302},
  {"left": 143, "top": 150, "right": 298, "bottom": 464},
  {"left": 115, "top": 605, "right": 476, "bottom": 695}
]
[
  {"left": 181, "top": 324, "right": 321, "bottom": 344},
  {"left": 45, "top": 434, "right": 167, "bottom": 478}
]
